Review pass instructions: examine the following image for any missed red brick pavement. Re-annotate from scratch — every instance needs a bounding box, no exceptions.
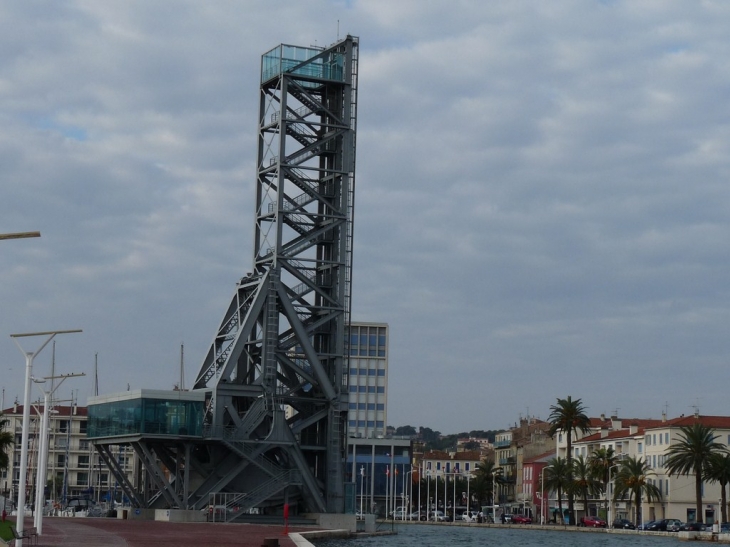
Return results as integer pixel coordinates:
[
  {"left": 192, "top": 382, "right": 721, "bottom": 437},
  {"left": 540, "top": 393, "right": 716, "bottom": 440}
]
[{"left": 13, "top": 516, "right": 310, "bottom": 547}]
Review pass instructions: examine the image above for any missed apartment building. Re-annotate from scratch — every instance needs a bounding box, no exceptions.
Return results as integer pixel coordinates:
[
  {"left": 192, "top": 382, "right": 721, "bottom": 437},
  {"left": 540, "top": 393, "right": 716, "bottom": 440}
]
[
  {"left": 552, "top": 412, "right": 730, "bottom": 525},
  {"left": 1, "top": 403, "right": 133, "bottom": 508}
]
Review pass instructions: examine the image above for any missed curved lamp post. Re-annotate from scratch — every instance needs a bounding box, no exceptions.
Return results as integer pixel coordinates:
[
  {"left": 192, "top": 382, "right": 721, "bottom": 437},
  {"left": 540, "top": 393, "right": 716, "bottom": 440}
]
[
  {"left": 10, "top": 330, "right": 81, "bottom": 547},
  {"left": 0, "top": 232, "right": 41, "bottom": 241}
]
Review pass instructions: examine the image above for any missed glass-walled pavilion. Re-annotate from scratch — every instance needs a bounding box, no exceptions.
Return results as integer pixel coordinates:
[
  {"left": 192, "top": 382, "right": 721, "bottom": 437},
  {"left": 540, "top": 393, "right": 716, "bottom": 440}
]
[{"left": 87, "top": 389, "right": 205, "bottom": 439}]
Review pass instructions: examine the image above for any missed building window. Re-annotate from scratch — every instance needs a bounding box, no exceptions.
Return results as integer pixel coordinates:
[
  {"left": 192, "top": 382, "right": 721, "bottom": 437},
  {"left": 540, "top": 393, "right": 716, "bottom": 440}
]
[
  {"left": 358, "top": 403, "right": 366, "bottom": 410},
  {"left": 358, "top": 386, "right": 366, "bottom": 393},
  {"left": 78, "top": 455, "right": 89, "bottom": 469},
  {"left": 349, "top": 403, "right": 356, "bottom": 409},
  {"left": 349, "top": 386, "right": 357, "bottom": 393},
  {"left": 77, "top": 472, "right": 88, "bottom": 486},
  {"left": 665, "top": 433, "right": 669, "bottom": 444},
  {"left": 349, "top": 420, "right": 356, "bottom": 427},
  {"left": 376, "top": 404, "right": 384, "bottom": 410},
  {"left": 350, "top": 368, "right": 358, "bottom": 375},
  {"left": 647, "top": 436, "right": 651, "bottom": 446},
  {"left": 367, "top": 403, "right": 375, "bottom": 410},
  {"left": 79, "top": 421, "right": 87, "bottom": 434},
  {"left": 368, "top": 369, "right": 377, "bottom": 376},
  {"left": 58, "top": 420, "right": 69, "bottom": 433},
  {"left": 367, "top": 421, "right": 375, "bottom": 427},
  {"left": 637, "top": 442, "right": 642, "bottom": 453},
  {"left": 377, "top": 387, "right": 385, "bottom": 393},
  {"left": 376, "top": 421, "right": 384, "bottom": 428},
  {"left": 377, "top": 369, "right": 385, "bottom": 376}
]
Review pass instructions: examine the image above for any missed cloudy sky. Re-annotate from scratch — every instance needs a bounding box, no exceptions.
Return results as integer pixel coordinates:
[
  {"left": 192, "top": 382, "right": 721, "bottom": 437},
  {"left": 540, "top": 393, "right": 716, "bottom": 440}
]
[{"left": 2, "top": 1, "right": 730, "bottom": 433}]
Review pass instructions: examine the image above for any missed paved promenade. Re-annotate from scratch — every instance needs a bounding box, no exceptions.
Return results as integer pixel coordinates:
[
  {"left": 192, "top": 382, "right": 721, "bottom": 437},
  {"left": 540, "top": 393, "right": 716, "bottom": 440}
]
[{"left": 12, "top": 516, "right": 310, "bottom": 547}]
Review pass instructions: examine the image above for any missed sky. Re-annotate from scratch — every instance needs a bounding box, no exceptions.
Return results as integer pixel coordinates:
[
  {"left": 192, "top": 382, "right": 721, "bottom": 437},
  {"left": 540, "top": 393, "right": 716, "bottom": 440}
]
[{"left": 2, "top": 1, "right": 730, "bottom": 434}]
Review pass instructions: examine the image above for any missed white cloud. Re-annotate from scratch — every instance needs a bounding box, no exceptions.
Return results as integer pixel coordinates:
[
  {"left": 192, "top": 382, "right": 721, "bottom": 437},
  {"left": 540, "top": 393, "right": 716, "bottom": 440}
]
[{"left": 1, "top": 1, "right": 730, "bottom": 431}]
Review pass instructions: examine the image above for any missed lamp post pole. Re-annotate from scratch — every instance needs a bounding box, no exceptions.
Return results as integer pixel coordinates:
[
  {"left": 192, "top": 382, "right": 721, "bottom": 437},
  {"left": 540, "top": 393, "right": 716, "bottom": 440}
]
[
  {"left": 10, "top": 329, "right": 81, "bottom": 547},
  {"left": 466, "top": 472, "right": 470, "bottom": 515},
  {"left": 492, "top": 471, "right": 497, "bottom": 523},
  {"left": 0, "top": 232, "right": 41, "bottom": 241},
  {"left": 359, "top": 466, "right": 364, "bottom": 519},
  {"left": 452, "top": 471, "right": 456, "bottom": 522},
  {"left": 608, "top": 463, "right": 621, "bottom": 526},
  {"left": 32, "top": 373, "right": 85, "bottom": 533},
  {"left": 539, "top": 467, "right": 546, "bottom": 525}
]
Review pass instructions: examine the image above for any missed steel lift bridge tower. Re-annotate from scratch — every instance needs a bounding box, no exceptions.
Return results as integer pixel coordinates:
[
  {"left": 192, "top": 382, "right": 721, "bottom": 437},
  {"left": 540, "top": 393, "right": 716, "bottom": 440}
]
[{"left": 88, "top": 35, "right": 358, "bottom": 517}]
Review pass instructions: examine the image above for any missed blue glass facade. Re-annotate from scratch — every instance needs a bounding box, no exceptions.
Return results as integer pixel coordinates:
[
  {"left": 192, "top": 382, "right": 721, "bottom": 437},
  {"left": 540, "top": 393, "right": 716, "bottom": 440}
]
[{"left": 87, "top": 391, "right": 205, "bottom": 438}]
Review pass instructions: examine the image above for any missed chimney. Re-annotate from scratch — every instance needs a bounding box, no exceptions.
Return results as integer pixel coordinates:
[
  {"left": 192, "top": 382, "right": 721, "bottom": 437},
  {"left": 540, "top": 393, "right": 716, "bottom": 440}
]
[
  {"left": 600, "top": 427, "right": 609, "bottom": 439},
  {"left": 600, "top": 413, "right": 606, "bottom": 421},
  {"left": 662, "top": 412, "right": 666, "bottom": 423},
  {"left": 611, "top": 417, "right": 622, "bottom": 430},
  {"left": 629, "top": 423, "right": 638, "bottom": 435},
  {"left": 13, "top": 400, "right": 18, "bottom": 414},
  {"left": 73, "top": 403, "right": 78, "bottom": 416}
]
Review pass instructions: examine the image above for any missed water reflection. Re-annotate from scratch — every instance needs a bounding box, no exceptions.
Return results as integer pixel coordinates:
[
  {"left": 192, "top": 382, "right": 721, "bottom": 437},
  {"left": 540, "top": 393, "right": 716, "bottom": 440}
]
[{"left": 314, "top": 523, "right": 681, "bottom": 547}]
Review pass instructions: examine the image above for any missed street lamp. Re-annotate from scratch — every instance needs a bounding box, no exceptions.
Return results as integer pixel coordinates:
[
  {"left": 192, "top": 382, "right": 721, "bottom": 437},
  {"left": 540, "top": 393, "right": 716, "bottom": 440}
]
[
  {"left": 539, "top": 467, "right": 547, "bottom": 525},
  {"left": 403, "top": 468, "right": 413, "bottom": 520},
  {"left": 492, "top": 470, "right": 498, "bottom": 523},
  {"left": 0, "top": 232, "right": 41, "bottom": 241},
  {"left": 10, "top": 329, "right": 81, "bottom": 547},
  {"left": 608, "top": 463, "right": 622, "bottom": 526},
  {"left": 33, "top": 373, "right": 85, "bottom": 534},
  {"left": 359, "top": 466, "right": 365, "bottom": 519}
]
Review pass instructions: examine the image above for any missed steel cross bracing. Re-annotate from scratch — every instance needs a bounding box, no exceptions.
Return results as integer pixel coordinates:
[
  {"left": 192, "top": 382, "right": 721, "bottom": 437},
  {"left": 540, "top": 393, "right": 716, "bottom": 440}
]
[
  {"left": 187, "top": 35, "right": 357, "bottom": 514},
  {"left": 91, "top": 36, "right": 359, "bottom": 517}
]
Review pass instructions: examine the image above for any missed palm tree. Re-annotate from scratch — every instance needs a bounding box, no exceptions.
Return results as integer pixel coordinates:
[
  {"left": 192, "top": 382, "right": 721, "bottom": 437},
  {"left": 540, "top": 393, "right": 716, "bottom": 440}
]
[
  {"left": 572, "top": 455, "right": 602, "bottom": 522},
  {"left": 548, "top": 396, "right": 591, "bottom": 523},
  {"left": 0, "top": 412, "right": 14, "bottom": 472},
  {"left": 545, "top": 457, "right": 572, "bottom": 524},
  {"left": 665, "top": 423, "right": 727, "bottom": 523},
  {"left": 613, "top": 455, "right": 662, "bottom": 525},
  {"left": 704, "top": 452, "right": 730, "bottom": 523},
  {"left": 589, "top": 446, "right": 617, "bottom": 517},
  {"left": 474, "top": 458, "right": 500, "bottom": 507}
]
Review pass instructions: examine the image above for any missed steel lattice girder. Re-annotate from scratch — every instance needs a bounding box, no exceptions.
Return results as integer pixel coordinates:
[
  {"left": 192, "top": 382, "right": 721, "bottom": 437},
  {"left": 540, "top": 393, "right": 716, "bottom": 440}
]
[{"left": 188, "top": 35, "right": 358, "bottom": 514}]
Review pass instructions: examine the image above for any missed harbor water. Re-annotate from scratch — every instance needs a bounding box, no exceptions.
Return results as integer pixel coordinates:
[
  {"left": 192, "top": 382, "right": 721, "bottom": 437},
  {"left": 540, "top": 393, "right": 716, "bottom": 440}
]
[{"left": 313, "top": 524, "right": 681, "bottom": 547}]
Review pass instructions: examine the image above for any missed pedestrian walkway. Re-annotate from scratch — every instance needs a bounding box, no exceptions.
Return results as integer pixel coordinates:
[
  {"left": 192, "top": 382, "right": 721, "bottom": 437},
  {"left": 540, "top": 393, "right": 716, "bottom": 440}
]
[{"left": 13, "top": 516, "right": 307, "bottom": 547}]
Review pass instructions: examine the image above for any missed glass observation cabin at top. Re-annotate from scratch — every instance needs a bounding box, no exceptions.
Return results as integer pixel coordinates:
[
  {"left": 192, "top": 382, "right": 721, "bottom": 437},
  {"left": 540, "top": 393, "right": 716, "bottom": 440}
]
[
  {"left": 87, "top": 389, "right": 205, "bottom": 439},
  {"left": 261, "top": 42, "right": 346, "bottom": 83}
]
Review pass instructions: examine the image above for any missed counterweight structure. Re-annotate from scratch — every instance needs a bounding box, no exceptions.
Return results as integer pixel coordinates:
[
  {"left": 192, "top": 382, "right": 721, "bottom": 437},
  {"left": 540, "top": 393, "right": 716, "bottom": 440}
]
[{"left": 89, "top": 35, "right": 358, "bottom": 516}]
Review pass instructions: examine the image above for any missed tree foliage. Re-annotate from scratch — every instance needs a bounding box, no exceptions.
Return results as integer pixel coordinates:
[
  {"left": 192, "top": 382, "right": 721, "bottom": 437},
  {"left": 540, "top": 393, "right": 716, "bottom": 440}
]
[
  {"left": 665, "top": 423, "right": 727, "bottom": 523},
  {"left": 547, "top": 396, "right": 591, "bottom": 523},
  {"left": 613, "top": 455, "right": 661, "bottom": 524},
  {"left": 0, "top": 413, "right": 14, "bottom": 472}
]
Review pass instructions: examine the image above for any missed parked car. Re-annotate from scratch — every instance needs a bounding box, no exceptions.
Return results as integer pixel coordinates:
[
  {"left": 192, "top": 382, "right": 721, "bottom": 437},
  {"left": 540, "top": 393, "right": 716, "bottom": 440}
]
[
  {"left": 461, "top": 511, "right": 479, "bottom": 522},
  {"left": 667, "top": 520, "right": 683, "bottom": 532},
  {"left": 721, "top": 522, "right": 730, "bottom": 533},
  {"left": 511, "top": 514, "right": 532, "bottom": 524},
  {"left": 580, "top": 515, "right": 607, "bottom": 528},
  {"left": 390, "top": 508, "right": 408, "bottom": 520},
  {"left": 637, "top": 520, "right": 655, "bottom": 530},
  {"left": 409, "top": 511, "right": 426, "bottom": 521},
  {"left": 647, "top": 519, "right": 674, "bottom": 531},
  {"left": 613, "top": 518, "right": 635, "bottom": 529},
  {"left": 431, "top": 510, "right": 446, "bottom": 522},
  {"left": 679, "top": 522, "right": 707, "bottom": 531}
]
